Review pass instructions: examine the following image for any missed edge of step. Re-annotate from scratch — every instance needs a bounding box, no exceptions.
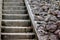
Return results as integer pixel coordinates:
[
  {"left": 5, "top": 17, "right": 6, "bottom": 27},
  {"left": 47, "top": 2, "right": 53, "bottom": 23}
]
[
  {"left": 1, "top": 26, "right": 32, "bottom": 29},
  {"left": 4, "top": 39, "right": 37, "bottom": 40},
  {"left": 1, "top": 33, "right": 35, "bottom": 35},
  {"left": 2, "top": 14, "right": 28, "bottom": 16},
  {"left": 3, "top": 10, "right": 26, "bottom": 11},
  {"left": 2, "top": 20, "right": 30, "bottom": 22}
]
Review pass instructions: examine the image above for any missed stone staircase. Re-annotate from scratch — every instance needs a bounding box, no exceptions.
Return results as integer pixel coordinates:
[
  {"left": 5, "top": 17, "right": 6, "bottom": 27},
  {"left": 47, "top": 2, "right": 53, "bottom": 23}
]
[{"left": 1, "top": 0, "right": 37, "bottom": 40}]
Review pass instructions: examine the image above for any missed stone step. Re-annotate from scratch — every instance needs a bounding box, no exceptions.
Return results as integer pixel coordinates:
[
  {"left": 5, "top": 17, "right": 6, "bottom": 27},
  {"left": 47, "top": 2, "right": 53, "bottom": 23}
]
[
  {"left": 2, "top": 1, "right": 24, "bottom": 4},
  {"left": 2, "top": 39, "right": 37, "bottom": 40},
  {"left": 1, "top": 27, "right": 33, "bottom": 33},
  {"left": 1, "top": 33, "right": 35, "bottom": 35},
  {"left": 2, "top": 20, "right": 31, "bottom": 26},
  {"left": 3, "top": 3, "right": 25, "bottom": 6},
  {"left": 1, "top": 26, "right": 31, "bottom": 27},
  {"left": 2, "top": 10, "right": 27, "bottom": 14},
  {"left": 2, "top": 14, "right": 29, "bottom": 20},
  {"left": 3, "top": 10, "right": 26, "bottom": 11},
  {"left": 1, "top": 33, "right": 35, "bottom": 39},
  {"left": 3, "top": 6, "right": 26, "bottom": 10},
  {"left": 2, "top": 14, "right": 28, "bottom": 16},
  {"left": 3, "top": 0, "right": 24, "bottom": 2}
]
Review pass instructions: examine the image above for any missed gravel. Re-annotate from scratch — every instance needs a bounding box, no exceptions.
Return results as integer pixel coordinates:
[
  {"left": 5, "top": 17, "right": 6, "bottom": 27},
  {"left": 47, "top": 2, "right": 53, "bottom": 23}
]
[{"left": 27, "top": 0, "right": 60, "bottom": 40}]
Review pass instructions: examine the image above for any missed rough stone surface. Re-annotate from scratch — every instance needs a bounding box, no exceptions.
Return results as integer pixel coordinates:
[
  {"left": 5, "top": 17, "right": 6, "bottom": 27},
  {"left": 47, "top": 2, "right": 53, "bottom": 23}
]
[{"left": 27, "top": 0, "right": 60, "bottom": 40}]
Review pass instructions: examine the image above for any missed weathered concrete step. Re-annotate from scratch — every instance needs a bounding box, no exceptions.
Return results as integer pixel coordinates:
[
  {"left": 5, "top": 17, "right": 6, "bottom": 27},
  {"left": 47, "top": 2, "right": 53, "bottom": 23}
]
[
  {"left": 1, "top": 33, "right": 35, "bottom": 39},
  {"left": 2, "top": 18, "right": 30, "bottom": 21},
  {"left": 2, "top": 20, "right": 31, "bottom": 26},
  {"left": 3, "top": 6, "right": 26, "bottom": 10},
  {"left": 2, "top": 10, "right": 27, "bottom": 14},
  {"left": 2, "top": 14, "right": 29, "bottom": 20},
  {"left": 1, "top": 33, "right": 35, "bottom": 35},
  {"left": 1, "top": 26, "right": 31, "bottom": 27},
  {"left": 2, "top": 39, "right": 37, "bottom": 40},
  {"left": 3, "top": 2, "right": 24, "bottom": 4},
  {"left": 2, "top": 14, "right": 28, "bottom": 16},
  {"left": 1, "top": 27, "right": 33, "bottom": 33},
  {"left": 3, "top": 3, "right": 25, "bottom": 6},
  {"left": 3, "top": 0, "right": 24, "bottom": 2},
  {"left": 3, "top": 10, "right": 26, "bottom": 11}
]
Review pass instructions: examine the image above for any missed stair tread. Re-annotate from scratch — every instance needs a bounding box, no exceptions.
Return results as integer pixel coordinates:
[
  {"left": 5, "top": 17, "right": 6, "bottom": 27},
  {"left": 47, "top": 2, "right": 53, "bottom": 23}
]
[
  {"left": 2, "top": 14, "right": 28, "bottom": 16},
  {"left": 3, "top": 0, "right": 24, "bottom": 2},
  {"left": 3, "top": 2, "right": 24, "bottom": 4},
  {"left": 3, "top": 10, "right": 26, "bottom": 11},
  {"left": 2, "top": 20, "right": 30, "bottom": 22},
  {"left": 1, "top": 26, "right": 31, "bottom": 27},
  {"left": 4, "top": 39, "right": 37, "bottom": 40},
  {"left": 1, "top": 26, "right": 32, "bottom": 28},
  {"left": 3, "top": 6, "right": 26, "bottom": 8},
  {"left": 1, "top": 33, "right": 35, "bottom": 35}
]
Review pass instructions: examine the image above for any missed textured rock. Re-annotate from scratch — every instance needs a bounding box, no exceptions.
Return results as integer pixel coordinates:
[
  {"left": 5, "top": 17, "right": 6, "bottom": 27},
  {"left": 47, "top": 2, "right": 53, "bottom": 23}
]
[
  {"left": 27, "top": 0, "right": 60, "bottom": 40},
  {"left": 34, "top": 15, "right": 44, "bottom": 21},
  {"left": 39, "top": 35, "right": 49, "bottom": 40},
  {"left": 48, "top": 34, "right": 59, "bottom": 40},
  {"left": 46, "top": 24, "right": 57, "bottom": 32},
  {"left": 54, "top": 29, "right": 60, "bottom": 38}
]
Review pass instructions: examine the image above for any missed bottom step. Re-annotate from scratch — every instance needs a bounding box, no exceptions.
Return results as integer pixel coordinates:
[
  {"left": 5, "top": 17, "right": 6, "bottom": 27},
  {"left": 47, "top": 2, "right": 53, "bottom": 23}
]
[
  {"left": 1, "top": 33, "right": 35, "bottom": 39},
  {"left": 2, "top": 39, "right": 37, "bottom": 40},
  {"left": 1, "top": 35, "right": 35, "bottom": 39}
]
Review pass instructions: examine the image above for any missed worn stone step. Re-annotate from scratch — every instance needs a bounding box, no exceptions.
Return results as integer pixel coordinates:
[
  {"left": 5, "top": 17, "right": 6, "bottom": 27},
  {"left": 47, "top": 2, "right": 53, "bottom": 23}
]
[
  {"left": 1, "top": 26, "right": 31, "bottom": 27},
  {"left": 2, "top": 14, "right": 29, "bottom": 20},
  {"left": 3, "top": 2, "right": 25, "bottom": 6},
  {"left": 1, "top": 27, "right": 33, "bottom": 33},
  {"left": 2, "top": 10, "right": 27, "bottom": 14},
  {"left": 2, "top": 20, "right": 31, "bottom": 26},
  {"left": 1, "top": 33, "right": 35, "bottom": 39},
  {"left": 3, "top": 2, "right": 24, "bottom": 4},
  {"left": 3, "top": 0, "right": 24, "bottom": 2},
  {"left": 2, "top": 14, "right": 28, "bottom": 16},
  {"left": 3, "top": 10, "right": 26, "bottom": 11},
  {"left": 3, "top": 6, "right": 26, "bottom": 10},
  {"left": 2, "top": 39, "right": 37, "bottom": 40}
]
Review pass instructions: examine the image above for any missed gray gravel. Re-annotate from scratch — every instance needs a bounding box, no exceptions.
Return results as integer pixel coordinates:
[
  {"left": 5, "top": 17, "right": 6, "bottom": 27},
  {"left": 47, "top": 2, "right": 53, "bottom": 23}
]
[{"left": 27, "top": 0, "right": 60, "bottom": 40}]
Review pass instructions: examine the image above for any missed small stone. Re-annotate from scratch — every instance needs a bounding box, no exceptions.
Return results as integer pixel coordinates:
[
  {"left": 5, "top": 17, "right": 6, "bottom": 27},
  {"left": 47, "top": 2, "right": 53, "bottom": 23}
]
[
  {"left": 41, "top": 6, "right": 49, "bottom": 12},
  {"left": 48, "top": 34, "right": 59, "bottom": 40},
  {"left": 37, "top": 21, "right": 47, "bottom": 25},
  {"left": 44, "top": 15, "right": 51, "bottom": 22},
  {"left": 38, "top": 29, "right": 48, "bottom": 36},
  {"left": 50, "top": 15, "right": 58, "bottom": 21},
  {"left": 48, "top": 21, "right": 56, "bottom": 25},
  {"left": 46, "top": 24, "right": 57, "bottom": 32},
  {"left": 34, "top": 15, "right": 44, "bottom": 21},
  {"left": 54, "top": 29, "right": 60, "bottom": 35},
  {"left": 39, "top": 12, "right": 48, "bottom": 17},
  {"left": 56, "top": 21, "right": 60, "bottom": 26},
  {"left": 39, "top": 35, "right": 49, "bottom": 40}
]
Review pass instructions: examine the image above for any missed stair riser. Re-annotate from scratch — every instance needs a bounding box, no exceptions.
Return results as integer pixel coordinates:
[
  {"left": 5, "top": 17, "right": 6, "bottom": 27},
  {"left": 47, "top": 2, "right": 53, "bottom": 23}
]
[
  {"left": 2, "top": 21, "right": 31, "bottom": 26},
  {"left": 1, "top": 35, "right": 35, "bottom": 39},
  {"left": 3, "top": 0, "right": 24, "bottom": 2},
  {"left": 2, "top": 15, "right": 29, "bottom": 20},
  {"left": 1, "top": 28, "right": 33, "bottom": 33},
  {"left": 2, "top": 11, "right": 27, "bottom": 14},
  {"left": 3, "top": 7, "right": 26, "bottom": 10},
  {"left": 3, "top": 3, "right": 25, "bottom": 6}
]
